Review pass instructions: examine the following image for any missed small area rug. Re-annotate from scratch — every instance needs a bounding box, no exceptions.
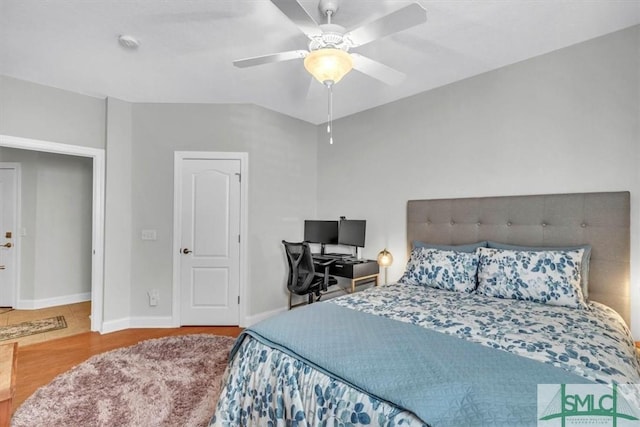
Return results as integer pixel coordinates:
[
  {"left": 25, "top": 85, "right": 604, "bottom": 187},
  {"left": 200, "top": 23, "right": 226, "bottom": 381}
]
[
  {"left": 0, "top": 316, "right": 66, "bottom": 341},
  {"left": 11, "top": 334, "right": 236, "bottom": 427}
]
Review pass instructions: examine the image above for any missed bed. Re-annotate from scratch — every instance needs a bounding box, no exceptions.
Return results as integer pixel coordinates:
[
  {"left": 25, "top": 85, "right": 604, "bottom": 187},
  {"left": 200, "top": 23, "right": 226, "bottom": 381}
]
[{"left": 210, "top": 192, "right": 640, "bottom": 427}]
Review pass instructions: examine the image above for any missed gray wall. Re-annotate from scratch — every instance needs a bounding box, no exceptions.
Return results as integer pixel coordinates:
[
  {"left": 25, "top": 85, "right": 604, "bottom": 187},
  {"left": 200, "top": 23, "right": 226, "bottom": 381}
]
[
  {"left": 316, "top": 25, "right": 640, "bottom": 335},
  {"left": 0, "top": 76, "right": 105, "bottom": 149},
  {"left": 0, "top": 148, "right": 92, "bottom": 302},
  {"left": 0, "top": 75, "right": 318, "bottom": 324},
  {"left": 0, "top": 76, "right": 106, "bottom": 312},
  {"left": 104, "top": 97, "right": 133, "bottom": 322},
  {"left": 1, "top": 25, "right": 638, "bottom": 335},
  {"left": 130, "top": 103, "right": 317, "bottom": 318}
]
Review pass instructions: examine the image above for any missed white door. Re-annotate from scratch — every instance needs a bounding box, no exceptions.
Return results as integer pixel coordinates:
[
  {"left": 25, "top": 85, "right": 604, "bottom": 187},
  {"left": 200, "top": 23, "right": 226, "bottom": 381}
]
[
  {"left": 179, "top": 158, "right": 241, "bottom": 325},
  {"left": 0, "top": 166, "right": 17, "bottom": 307}
]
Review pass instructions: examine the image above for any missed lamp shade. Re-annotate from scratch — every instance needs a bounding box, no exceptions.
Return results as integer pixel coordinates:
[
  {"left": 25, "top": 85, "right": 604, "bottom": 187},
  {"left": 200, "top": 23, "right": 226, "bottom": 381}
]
[
  {"left": 377, "top": 249, "right": 393, "bottom": 267},
  {"left": 304, "top": 48, "right": 353, "bottom": 84}
]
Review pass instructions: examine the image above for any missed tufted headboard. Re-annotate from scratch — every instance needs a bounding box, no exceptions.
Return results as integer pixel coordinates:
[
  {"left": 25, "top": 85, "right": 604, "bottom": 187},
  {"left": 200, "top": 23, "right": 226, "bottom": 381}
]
[{"left": 407, "top": 192, "right": 631, "bottom": 325}]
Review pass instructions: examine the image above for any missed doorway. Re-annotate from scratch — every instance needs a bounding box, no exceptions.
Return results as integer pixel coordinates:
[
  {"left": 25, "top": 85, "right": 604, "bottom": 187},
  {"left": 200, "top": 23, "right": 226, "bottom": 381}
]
[
  {"left": 173, "top": 152, "right": 248, "bottom": 326},
  {"left": 0, "top": 164, "right": 18, "bottom": 307},
  {"left": 0, "top": 135, "right": 105, "bottom": 332}
]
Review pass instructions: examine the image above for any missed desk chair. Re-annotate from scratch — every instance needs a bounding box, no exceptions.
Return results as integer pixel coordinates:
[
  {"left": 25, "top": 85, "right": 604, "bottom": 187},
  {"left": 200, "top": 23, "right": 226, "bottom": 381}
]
[{"left": 282, "top": 240, "right": 337, "bottom": 309}]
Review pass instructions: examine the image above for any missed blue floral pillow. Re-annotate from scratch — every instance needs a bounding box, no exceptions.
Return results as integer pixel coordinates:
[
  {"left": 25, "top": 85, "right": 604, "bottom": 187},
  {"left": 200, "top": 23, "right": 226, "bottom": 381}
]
[
  {"left": 399, "top": 247, "right": 479, "bottom": 293},
  {"left": 476, "top": 247, "right": 588, "bottom": 309}
]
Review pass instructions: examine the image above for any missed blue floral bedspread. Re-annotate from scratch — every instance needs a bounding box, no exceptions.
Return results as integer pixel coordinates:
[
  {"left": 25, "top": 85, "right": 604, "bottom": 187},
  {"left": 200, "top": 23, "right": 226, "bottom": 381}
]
[
  {"left": 332, "top": 283, "right": 640, "bottom": 385},
  {"left": 211, "top": 283, "right": 640, "bottom": 426}
]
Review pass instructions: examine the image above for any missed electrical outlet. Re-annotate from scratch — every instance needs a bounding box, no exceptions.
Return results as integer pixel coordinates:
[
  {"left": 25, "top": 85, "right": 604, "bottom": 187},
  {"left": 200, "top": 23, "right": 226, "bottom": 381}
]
[{"left": 148, "top": 289, "right": 159, "bottom": 306}]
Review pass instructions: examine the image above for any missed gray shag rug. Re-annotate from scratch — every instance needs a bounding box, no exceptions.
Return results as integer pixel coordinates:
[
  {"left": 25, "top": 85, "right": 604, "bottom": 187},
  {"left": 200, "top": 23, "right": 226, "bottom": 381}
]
[{"left": 12, "top": 334, "right": 236, "bottom": 427}]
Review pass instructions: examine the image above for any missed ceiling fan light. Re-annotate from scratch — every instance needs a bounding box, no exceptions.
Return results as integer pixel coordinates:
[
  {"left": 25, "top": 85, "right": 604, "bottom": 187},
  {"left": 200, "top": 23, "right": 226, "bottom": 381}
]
[{"left": 304, "top": 48, "right": 353, "bottom": 84}]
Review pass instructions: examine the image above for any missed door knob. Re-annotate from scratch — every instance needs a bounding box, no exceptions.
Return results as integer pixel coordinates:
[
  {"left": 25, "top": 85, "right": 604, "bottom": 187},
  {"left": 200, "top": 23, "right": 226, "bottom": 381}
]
[
  {"left": 182, "top": 248, "right": 192, "bottom": 254},
  {"left": 1, "top": 242, "right": 11, "bottom": 248},
  {"left": 0, "top": 266, "right": 5, "bottom": 270}
]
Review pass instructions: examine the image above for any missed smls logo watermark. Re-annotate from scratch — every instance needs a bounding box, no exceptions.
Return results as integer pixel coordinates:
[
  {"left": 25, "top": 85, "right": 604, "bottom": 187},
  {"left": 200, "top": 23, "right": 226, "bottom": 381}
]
[{"left": 538, "top": 384, "right": 640, "bottom": 427}]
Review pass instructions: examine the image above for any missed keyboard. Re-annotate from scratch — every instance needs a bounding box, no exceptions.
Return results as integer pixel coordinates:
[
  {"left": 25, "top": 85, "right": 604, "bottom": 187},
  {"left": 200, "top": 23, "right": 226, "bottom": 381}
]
[{"left": 314, "top": 255, "right": 362, "bottom": 264}]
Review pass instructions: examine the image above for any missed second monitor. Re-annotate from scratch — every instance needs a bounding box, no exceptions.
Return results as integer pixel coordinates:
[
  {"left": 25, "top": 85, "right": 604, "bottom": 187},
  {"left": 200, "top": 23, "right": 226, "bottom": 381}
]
[{"left": 338, "top": 219, "right": 366, "bottom": 248}]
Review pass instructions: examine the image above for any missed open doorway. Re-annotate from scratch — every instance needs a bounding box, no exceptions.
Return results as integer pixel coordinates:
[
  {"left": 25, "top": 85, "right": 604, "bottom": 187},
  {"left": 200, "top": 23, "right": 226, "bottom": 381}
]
[
  {"left": 0, "top": 164, "right": 18, "bottom": 308},
  {"left": 0, "top": 135, "right": 105, "bottom": 332},
  {"left": 0, "top": 151, "right": 92, "bottom": 309}
]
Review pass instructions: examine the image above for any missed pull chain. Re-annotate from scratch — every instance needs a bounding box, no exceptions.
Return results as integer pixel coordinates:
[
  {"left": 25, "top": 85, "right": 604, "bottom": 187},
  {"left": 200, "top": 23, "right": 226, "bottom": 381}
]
[
  {"left": 326, "top": 81, "right": 334, "bottom": 144},
  {"left": 325, "top": 12, "right": 334, "bottom": 144}
]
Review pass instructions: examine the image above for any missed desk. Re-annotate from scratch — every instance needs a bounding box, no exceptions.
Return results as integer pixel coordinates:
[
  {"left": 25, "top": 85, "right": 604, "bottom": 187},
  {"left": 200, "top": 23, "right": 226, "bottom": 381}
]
[
  {"left": 288, "top": 257, "right": 380, "bottom": 309},
  {"left": 319, "top": 257, "right": 380, "bottom": 293}
]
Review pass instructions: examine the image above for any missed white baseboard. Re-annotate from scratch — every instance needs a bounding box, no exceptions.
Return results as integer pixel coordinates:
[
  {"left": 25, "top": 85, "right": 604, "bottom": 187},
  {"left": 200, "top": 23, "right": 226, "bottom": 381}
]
[
  {"left": 100, "top": 309, "right": 287, "bottom": 334},
  {"left": 101, "top": 317, "right": 131, "bottom": 334},
  {"left": 243, "top": 306, "right": 288, "bottom": 327},
  {"left": 100, "top": 316, "right": 175, "bottom": 334},
  {"left": 129, "top": 316, "right": 175, "bottom": 328},
  {"left": 17, "top": 292, "right": 91, "bottom": 310}
]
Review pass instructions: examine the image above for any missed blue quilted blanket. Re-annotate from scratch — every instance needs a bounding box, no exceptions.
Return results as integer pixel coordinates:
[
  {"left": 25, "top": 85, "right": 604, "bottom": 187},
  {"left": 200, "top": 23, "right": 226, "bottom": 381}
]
[{"left": 235, "top": 302, "right": 594, "bottom": 426}]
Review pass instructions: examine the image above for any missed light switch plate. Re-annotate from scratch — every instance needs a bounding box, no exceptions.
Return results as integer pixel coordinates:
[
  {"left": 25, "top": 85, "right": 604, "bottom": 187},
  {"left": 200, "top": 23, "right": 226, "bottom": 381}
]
[{"left": 141, "top": 229, "right": 157, "bottom": 241}]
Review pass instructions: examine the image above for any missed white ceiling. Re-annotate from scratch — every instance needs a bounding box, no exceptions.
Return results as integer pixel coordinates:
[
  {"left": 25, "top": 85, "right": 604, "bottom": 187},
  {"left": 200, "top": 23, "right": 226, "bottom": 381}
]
[{"left": 1, "top": 0, "right": 639, "bottom": 124}]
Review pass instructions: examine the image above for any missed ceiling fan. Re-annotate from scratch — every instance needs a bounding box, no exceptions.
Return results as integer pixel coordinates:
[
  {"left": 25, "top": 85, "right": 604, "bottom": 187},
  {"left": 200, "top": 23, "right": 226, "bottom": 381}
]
[
  {"left": 233, "top": 0, "right": 428, "bottom": 87},
  {"left": 233, "top": 0, "right": 427, "bottom": 143}
]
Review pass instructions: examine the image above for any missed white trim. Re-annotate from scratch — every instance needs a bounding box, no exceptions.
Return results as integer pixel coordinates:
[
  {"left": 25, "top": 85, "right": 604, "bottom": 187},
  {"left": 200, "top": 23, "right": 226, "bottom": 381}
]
[
  {"left": 243, "top": 306, "right": 288, "bottom": 328},
  {"left": 129, "top": 316, "right": 175, "bottom": 328},
  {"left": 101, "top": 317, "right": 131, "bottom": 334},
  {"left": 172, "top": 151, "right": 249, "bottom": 327},
  {"left": 17, "top": 292, "right": 91, "bottom": 310},
  {"left": 172, "top": 156, "right": 181, "bottom": 328},
  {"left": 0, "top": 163, "right": 21, "bottom": 308},
  {"left": 0, "top": 135, "right": 105, "bottom": 333},
  {"left": 101, "top": 316, "right": 175, "bottom": 334},
  {"left": 14, "top": 165, "right": 21, "bottom": 309}
]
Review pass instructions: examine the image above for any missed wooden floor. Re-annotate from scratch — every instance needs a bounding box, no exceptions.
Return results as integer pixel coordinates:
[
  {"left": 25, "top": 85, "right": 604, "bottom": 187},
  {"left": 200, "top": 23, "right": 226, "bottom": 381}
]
[
  {"left": 14, "top": 326, "right": 242, "bottom": 414},
  {"left": 0, "top": 302, "right": 91, "bottom": 347}
]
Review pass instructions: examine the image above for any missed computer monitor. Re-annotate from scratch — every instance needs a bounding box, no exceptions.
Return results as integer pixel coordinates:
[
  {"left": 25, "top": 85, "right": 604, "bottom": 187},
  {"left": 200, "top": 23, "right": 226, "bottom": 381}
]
[
  {"left": 338, "top": 219, "right": 366, "bottom": 248},
  {"left": 304, "top": 220, "right": 339, "bottom": 246}
]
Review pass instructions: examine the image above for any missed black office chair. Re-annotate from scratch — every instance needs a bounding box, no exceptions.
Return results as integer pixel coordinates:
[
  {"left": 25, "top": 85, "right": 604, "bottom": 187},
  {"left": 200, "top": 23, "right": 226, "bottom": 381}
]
[{"left": 282, "top": 240, "right": 337, "bottom": 309}]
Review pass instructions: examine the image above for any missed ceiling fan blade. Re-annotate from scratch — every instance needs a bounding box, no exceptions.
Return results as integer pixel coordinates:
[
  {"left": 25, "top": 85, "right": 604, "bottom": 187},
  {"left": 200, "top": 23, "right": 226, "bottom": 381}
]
[
  {"left": 345, "top": 3, "right": 427, "bottom": 48},
  {"left": 351, "top": 53, "right": 405, "bottom": 86},
  {"left": 233, "top": 50, "right": 308, "bottom": 68},
  {"left": 270, "top": 0, "right": 322, "bottom": 38}
]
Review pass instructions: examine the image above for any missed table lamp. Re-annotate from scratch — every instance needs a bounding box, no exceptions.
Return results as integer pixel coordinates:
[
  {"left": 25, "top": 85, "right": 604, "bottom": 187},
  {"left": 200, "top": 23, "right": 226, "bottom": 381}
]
[{"left": 377, "top": 249, "right": 393, "bottom": 285}]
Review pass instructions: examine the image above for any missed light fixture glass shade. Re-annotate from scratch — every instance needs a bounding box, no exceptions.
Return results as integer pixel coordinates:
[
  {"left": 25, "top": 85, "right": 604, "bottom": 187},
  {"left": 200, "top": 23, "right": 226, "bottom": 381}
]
[
  {"left": 377, "top": 249, "right": 393, "bottom": 267},
  {"left": 304, "top": 48, "right": 353, "bottom": 84}
]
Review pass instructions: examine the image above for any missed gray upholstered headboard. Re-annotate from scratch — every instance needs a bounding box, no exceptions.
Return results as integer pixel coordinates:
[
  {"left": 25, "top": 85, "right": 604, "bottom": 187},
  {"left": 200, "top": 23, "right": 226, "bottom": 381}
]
[{"left": 407, "top": 192, "right": 631, "bottom": 325}]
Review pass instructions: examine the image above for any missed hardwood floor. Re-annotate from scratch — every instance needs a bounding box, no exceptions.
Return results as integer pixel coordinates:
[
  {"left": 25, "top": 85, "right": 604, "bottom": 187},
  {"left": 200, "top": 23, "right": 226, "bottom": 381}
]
[
  {"left": 14, "top": 326, "right": 242, "bottom": 414},
  {"left": 0, "top": 302, "right": 91, "bottom": 347},
  {"left": 3, "top": 303, "right": 243, "bottom": 415}
]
